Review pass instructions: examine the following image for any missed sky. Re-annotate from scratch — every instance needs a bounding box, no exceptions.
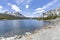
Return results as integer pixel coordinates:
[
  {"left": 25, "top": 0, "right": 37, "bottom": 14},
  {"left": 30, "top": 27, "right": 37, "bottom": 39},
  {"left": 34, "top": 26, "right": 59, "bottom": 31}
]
[{"left": 0, "top": 0, "right": 60, "bottom": 17}]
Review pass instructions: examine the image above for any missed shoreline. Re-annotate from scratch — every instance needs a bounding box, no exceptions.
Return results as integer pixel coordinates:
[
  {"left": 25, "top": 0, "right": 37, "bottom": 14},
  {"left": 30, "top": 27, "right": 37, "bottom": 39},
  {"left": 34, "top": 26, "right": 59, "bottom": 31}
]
[{"left": 0, "top": 18, "right": 60, "bottom": 40}]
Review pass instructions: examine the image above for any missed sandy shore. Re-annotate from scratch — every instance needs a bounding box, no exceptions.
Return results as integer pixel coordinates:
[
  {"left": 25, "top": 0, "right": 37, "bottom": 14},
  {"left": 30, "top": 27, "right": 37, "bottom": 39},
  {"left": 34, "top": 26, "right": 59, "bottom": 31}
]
[{"left": 0, "top": 18, "right": 60, "bottom": 40}]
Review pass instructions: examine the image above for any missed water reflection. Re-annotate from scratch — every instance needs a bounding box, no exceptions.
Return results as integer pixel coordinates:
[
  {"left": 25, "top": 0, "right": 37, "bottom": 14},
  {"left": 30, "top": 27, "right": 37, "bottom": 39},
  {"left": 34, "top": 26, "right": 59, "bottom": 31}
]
[{"left": 0, "top": 19, "right": 51, "bottom": 37}]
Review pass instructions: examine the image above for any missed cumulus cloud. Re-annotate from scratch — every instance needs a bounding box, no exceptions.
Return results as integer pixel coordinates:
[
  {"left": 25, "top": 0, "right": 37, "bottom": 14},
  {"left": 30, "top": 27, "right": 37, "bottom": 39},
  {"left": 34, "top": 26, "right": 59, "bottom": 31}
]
[
  {"left": 25, "top": 5, "right": 29, "bottom": 9},
  {"left": 0, "top": 6, "right": 3, "bottom": 9},
  {"left": 35, "top": 8, "right": 45, "bottom": 12},
  {"left": 33, "top": 8, "right": 46, "bottom": 14},
  {"left": 0, "top": 6, "right": 4, "bottom": 13},
  {"left": 11, "top": 5, "right": 21, "bottom": 12},
  {"left": 8, "top": 3, "right": 22, "bottom": 12}
]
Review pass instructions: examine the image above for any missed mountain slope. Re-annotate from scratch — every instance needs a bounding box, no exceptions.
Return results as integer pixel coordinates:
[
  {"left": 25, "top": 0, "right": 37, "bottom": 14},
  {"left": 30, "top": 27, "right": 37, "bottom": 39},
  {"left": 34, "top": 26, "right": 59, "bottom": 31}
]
[
  {"left": 37, "top": 8, "right": 60, "bottom": 20},
  {"left": 0, "top": 12, "right": 25, "bottom": 20},
  {"left": 43, "top": 8, "right": 60, "bottom": 17}
]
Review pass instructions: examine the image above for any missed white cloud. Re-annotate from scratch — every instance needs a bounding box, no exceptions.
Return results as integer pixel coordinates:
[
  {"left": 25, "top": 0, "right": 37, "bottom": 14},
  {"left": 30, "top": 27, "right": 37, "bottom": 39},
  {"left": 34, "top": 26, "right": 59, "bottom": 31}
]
[
  {"left": 32, "top": 0, "right": 58, "bottom": 14},
  {"left": 15, "top": 0, "right": 32, "bottom": 9},
  {"left": 33, "top": 8, "right": 46, "bottom": 14},
  {"left": 0, "top": 6, "right": 4, "bottom": 13},
  {"left": 8, "top": 3, "right": 12, "bottom": 6},
  {"left": 15, "top": 0, "right": 25, "bottom": 4},
  {"left": 15, "top": 0, "right": 32, "bottom": 5},
  {"left": 0, "top": 6, "right": 3, "bottom": 9},
  {"left": 35, "top": 8, "right": 45, "bottom": 12},
  {"left": 11, "top": 5, "right": 21, "bottom": 12},
  {"left": 42, "top": 0, "right": 58, "bottom": 9},
  {"left": 25, "top": 5, "right": 29, "bottom": 9},
  {"left": 8, "top": 3, "right": 22, "bottom": 12}
]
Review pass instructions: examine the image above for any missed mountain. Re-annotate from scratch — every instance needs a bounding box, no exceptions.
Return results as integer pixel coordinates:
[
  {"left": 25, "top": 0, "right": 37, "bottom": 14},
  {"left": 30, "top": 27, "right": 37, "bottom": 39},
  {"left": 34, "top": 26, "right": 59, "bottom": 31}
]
[
  {"left": 13, "top": 12, "right": 25, "bottom": 17},
  {"left": 0, "top": 11, "right": 25, "bottom": 20},
  {"left": 43, "top": 8, "right": 60, "bottom": 18},
  {"left": 36, "top": 8, "right": 60, "bottom": 20}
]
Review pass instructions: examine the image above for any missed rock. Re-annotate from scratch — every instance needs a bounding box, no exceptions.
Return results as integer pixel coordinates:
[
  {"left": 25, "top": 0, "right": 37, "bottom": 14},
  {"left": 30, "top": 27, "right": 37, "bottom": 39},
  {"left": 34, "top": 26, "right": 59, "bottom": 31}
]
[{"left": 25, "top": 32, "right": 32, "bottom": 35}]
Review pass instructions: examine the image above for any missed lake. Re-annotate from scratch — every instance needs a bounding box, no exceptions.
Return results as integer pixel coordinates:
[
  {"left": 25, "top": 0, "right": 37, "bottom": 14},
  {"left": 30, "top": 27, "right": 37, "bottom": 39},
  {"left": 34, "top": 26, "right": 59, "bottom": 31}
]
[{"left": 0, "top": 19, "right": 52, "bottom": 37}]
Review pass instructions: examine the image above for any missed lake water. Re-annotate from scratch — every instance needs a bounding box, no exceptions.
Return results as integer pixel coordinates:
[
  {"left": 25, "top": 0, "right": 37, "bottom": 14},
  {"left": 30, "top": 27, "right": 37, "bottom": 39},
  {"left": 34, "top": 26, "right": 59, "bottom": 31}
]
[{"left": 0, "top": 19, "right": 52, "bottom": 37}]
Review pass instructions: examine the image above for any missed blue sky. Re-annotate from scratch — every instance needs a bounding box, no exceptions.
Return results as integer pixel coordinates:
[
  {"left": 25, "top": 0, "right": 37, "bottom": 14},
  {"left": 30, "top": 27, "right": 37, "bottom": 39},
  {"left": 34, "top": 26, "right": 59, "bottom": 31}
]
[{"left": 0, "top": 0, "right": 60, "bottom": 17}]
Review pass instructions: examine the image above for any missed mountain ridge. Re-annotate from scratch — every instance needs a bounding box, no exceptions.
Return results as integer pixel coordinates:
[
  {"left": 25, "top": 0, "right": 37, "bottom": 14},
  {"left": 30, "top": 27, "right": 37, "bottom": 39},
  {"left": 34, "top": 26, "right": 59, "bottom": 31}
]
[{"left": 0, "top": 11, "right": 25, "bottom": 20}]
